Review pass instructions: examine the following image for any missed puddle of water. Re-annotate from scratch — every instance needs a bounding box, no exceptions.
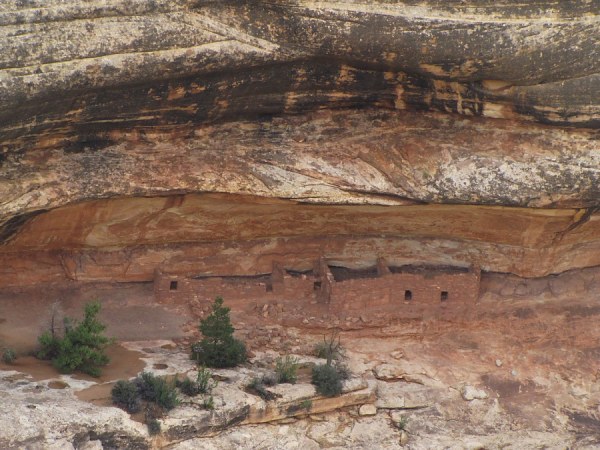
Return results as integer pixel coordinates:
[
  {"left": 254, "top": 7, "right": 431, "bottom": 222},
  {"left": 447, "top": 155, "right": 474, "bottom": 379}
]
[
  {"left": 90, "top": 344, "right": 146, "bottom": 382},
  {"left": 76, "top": 382, "right": 115, "bottom": 407},
  {"left": 48, "top": 380, "right": 69, "bottom": 389},
  {"left": 0, "top": 343, "right": 145, "bottom": 383},
  {"left": 0, "top": 356, "right": 59, "bottom": 382}
]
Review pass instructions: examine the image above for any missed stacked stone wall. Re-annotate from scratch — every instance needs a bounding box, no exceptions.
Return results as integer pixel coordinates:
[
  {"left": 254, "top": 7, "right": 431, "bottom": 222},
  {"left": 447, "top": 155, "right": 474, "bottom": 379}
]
[
  {"left": 155, "top": 270, "right": 315, "bottom": 305},
  {"left": 155, "top": 261, "right": 480, "bottom": 313},
  {"left": 330, "top": 270, "right": 480, "bottom": 311}
]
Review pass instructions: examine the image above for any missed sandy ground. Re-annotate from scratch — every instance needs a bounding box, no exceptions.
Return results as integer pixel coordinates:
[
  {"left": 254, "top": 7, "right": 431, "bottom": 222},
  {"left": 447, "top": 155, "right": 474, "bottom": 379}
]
[{"left": 1, "top": 271, "right": 600, "bottom": 447}]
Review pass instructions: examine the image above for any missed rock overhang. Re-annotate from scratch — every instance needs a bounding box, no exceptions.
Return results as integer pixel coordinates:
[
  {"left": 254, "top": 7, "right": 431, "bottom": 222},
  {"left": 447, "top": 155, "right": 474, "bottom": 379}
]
[{"left": 0, "top": 0, "right": 598, "bottom": 284}]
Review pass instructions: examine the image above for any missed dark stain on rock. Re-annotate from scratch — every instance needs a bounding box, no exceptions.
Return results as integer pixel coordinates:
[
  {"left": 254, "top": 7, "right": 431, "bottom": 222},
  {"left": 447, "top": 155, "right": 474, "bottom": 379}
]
[
  {"left": 285, "top": 401, "right": 312, "bottom": 416},
  {"left": 565, "top": 305, "right": 600, "bottom": 318},
  {"left": 73, "top": 430, "right": 149, "bottom": 450},
  {"left": 481, "top": 374, "right": 535, "bottom": 398},
  {"left": 0, "top": 210, "right": 46, "bottom": 245},
  {"left": 165, "top": 404, "right": 250, "bottom": 441},
  {"left": 566, "top": 409, "right": 600, "bottom": 435},
  {"left": 513, "top": 307, "right": 536, "bottom": 319},
  {"left": 64, "top": 136, "right": 116, "bottom": 154}
]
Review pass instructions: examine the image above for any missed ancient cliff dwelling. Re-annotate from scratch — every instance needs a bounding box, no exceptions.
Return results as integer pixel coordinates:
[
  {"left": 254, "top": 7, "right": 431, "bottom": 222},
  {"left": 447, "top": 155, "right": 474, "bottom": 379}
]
[
  {"left": 0, "top": 1, "right": 599, "bottom": 449},
  {"left": 155, "top": 260, "right": 480, "bottom": 313}
]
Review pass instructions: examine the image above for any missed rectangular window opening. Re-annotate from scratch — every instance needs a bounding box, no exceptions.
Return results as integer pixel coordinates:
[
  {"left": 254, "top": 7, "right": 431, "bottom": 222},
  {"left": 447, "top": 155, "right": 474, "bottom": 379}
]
[
  {"left": 313, "top": 281, "right": 322, "bottom": 291},
  {"left": 404, "top": 290, "right": 412, "bottom": 301},
  {"left": 441, "top": 291, "right": 449, "bottom": 302},
  {"left": 169, "top": 280, "right": 178, "bottom": 291}
]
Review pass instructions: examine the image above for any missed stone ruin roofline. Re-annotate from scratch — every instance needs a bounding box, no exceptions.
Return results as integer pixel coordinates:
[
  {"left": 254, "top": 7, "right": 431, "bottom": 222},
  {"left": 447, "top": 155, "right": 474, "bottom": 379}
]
[{"left": 156, "top": 260, "right": 478, "bottom": 280}]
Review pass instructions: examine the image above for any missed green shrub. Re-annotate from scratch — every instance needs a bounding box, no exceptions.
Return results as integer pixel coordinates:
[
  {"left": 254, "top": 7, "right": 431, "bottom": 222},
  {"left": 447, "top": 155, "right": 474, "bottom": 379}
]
[
  {"left": 202, "top": 395, "right": 215, "bottom": 410},
  {"left": 2, "top": 348, "right": 16, "bottom": 364},
  {"left": 300, "top": 399, "right": 312, "bottom": 410},
  {"left": 313, "top": 342, "right": 330, "bottom": 360},
  {"left": 135, "top": 372, "right": 157, "bottom": 401},
  {"left": 196, "top": 367, "right": 218, "bottom": 393},
  {"left": 152, "top": 379, "right": 179, "bottom": 411},
  {"left": 286, "top": 398, "right": 313, "bottom": 415},
  {"left": 192, "top": 297, "right": 246, "bottom": 368},
  {"left": 37, "top": 332, "right": 61, "bottom": 360},
  {"left": 147, "top": 419, "right": 161, "bottom": 435},
  {"left": 275, "top": 355, "right": 299, "bottom": 384},
  {"left": 394, "top": 415, "right": 409, "bottom": 431},
  {"left": 111, "top": 380, "right": 141, "bottom": 413},
  {"left": 311, "top": 364, "right": 343, "bottom": 397},
  {"left": 177, "top": 367, "right": 218, "bottom": 397},
  {"left": 261, "top": 372, "right": 277, "bottom": 386},
  {"left": 135, "top": 372, "right": 179, "bottom": 411},
  {"left": 177, "top": 377, "right": 200, "bottom": 396},
  {"left": 37, "top": 301, "right": 111, "bottom": 377}
]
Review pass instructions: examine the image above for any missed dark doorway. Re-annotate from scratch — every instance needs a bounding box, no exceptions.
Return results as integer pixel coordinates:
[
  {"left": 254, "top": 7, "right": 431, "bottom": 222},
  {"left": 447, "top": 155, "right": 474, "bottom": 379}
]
[
  {"left": 441, "top": 291, "right": 449, "bottom": 301},
  {"left": 169, "top": 281, "right": 178, "bottom": 291},
  {"left": 404, "top": 290, "right": 412, "bottom": 301}
]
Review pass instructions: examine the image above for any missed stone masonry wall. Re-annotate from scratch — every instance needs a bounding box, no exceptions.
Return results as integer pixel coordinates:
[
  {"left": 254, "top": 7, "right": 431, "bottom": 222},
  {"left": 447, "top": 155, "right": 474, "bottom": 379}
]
[
  {"left": 330, "top": 270, "right": 480, "bottom": 311},
  {"left": 155, "top": 261, "right": 481, "bottom": 315},
  {"left": 155, "top": 270, "right": 315, "bottom": 306}
]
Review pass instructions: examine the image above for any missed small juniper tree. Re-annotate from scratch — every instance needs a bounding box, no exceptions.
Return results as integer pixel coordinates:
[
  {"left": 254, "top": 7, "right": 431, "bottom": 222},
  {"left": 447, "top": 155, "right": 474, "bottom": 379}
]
[
  {"left": 192, "top": 297, "right": 246, "bottom": 368},
  {"left": 38, "top": 301, "right": 112, "bottom": 377}
]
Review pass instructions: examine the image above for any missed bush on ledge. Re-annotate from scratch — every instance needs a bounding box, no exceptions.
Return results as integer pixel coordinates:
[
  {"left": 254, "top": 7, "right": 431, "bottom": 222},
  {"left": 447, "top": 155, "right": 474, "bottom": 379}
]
[{"left": 192, "top": 297, "right": 247, "bottom": 369}]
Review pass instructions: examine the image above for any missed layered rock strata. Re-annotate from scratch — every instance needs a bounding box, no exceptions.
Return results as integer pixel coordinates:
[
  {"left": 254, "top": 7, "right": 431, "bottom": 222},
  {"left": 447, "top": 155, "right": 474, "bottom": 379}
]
[
  {"left": 0, "top": 1, "right": 598, "bottom": 283},
  {"left": 2, "top": 192, "right": 600, "bottom": 287}
]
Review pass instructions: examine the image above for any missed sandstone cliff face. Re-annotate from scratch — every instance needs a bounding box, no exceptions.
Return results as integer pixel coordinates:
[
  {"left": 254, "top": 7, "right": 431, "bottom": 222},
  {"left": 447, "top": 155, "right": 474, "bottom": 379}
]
[
  {"left": 0, "top": 1, "right": 598, "bottom": 284},
  {"left": 2, "top": 4, "right": 600, "bottom": 449},
  {"left": 2, "top": 193, "right": 600, "bottom": 287}
]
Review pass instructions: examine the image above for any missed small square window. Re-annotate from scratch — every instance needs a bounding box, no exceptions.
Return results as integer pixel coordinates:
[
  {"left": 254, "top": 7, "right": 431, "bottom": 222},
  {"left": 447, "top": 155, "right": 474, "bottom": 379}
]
[
  {"left": 404, "top": 290, "right": 412, "bottom": 301},
  {"left": 441, "top": 291, "right": 449, "bottom": 301},
  {"left": 169, "top": 281, "right": 178, "bottom": 291}
]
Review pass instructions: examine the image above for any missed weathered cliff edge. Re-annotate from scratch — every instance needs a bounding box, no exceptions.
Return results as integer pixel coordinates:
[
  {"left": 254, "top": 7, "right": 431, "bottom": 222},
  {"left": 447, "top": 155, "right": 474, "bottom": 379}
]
[{"left": 0, "top": 1, "right": 598, "bottom": 285}]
